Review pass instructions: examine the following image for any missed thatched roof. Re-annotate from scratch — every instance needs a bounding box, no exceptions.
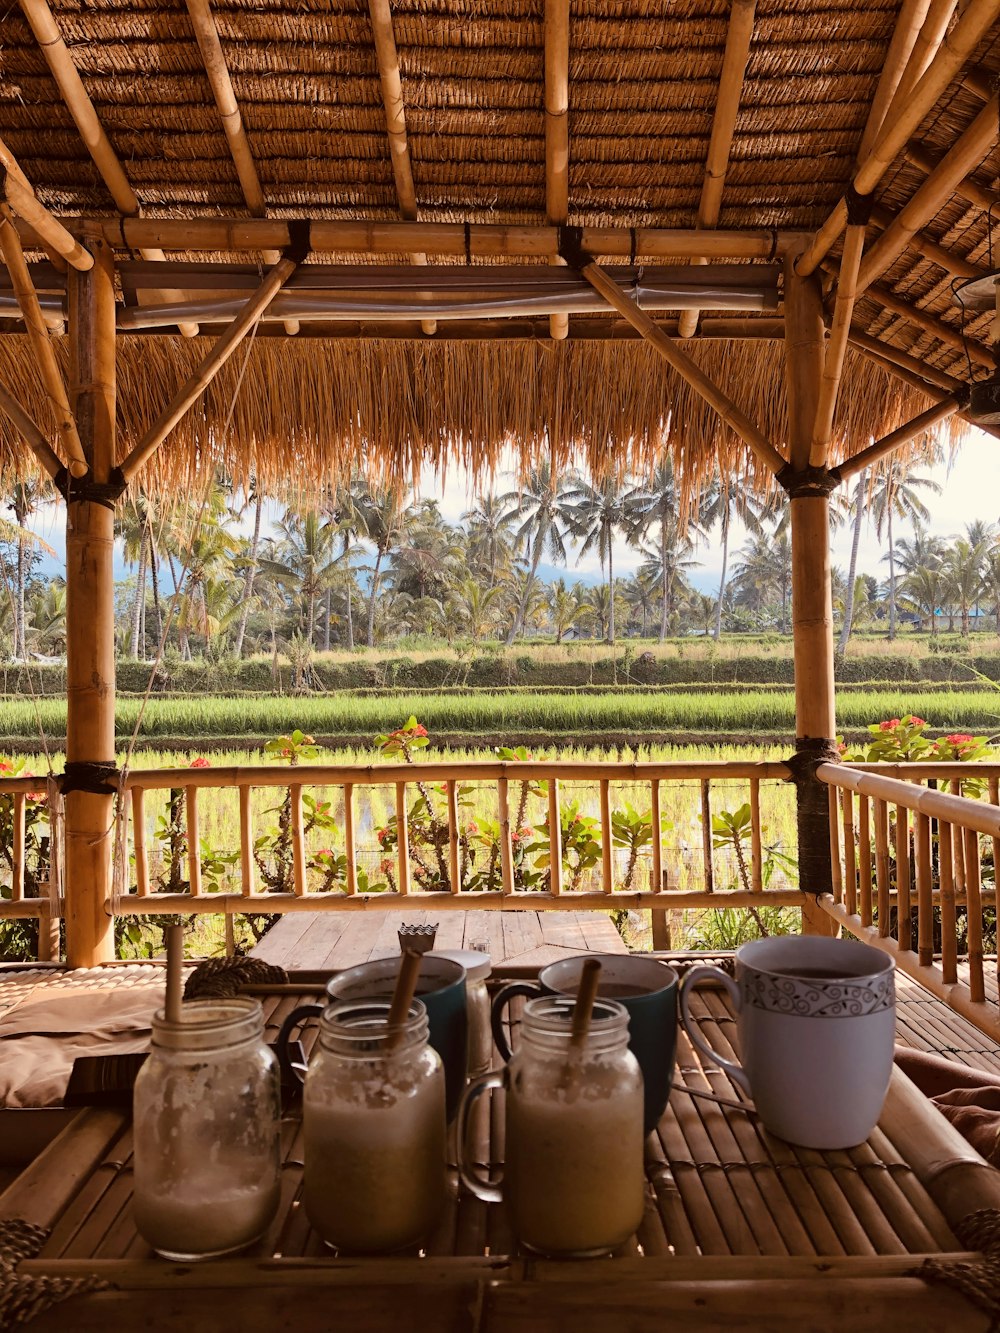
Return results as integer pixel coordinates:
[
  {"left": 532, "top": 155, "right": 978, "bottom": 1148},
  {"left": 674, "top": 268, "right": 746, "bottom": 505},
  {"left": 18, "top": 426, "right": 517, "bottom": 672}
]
[{"left": 0, "top": 0, "right": 997, "bottom": 494}]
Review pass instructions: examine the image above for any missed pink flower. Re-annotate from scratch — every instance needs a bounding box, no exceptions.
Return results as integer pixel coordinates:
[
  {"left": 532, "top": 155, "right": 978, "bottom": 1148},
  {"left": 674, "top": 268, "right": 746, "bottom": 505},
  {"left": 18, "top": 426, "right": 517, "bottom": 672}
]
[
  {"left": 376, "top": 827, "right": 389, "bottom": 844},
  {"left": 190, "top": 756, "right": 211, "bottom": 768},
  {"left": 0, "top": 761, "right": 12, "bottom": 773},
  {"left": 837, "top": 740, "right": 848, "bottom": 755},
  {"left": 908, "top": 716, "right": 926, "bottom": 728},
  {"left": 879, "top": 719, "right": 900, "bottom": 732},
  {"left": 379, "top": 857, "right": 394, "bottom": 874},
  {"left": 316, "top": 848, "right": 333, "bottom": 859},
  {"left": 946, "top": 733, "right": 974, "bottom": 745}
]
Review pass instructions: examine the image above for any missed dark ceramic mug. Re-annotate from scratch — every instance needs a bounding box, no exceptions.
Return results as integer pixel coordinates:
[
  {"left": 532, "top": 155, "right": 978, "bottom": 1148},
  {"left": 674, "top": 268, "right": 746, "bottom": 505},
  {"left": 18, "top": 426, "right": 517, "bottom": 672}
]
[
  {"left": 491, "top": 953, "right": 678, "bottom": 1135},
  {"left": 276, "top": 954, "right": 468, "bottom": 1119}
]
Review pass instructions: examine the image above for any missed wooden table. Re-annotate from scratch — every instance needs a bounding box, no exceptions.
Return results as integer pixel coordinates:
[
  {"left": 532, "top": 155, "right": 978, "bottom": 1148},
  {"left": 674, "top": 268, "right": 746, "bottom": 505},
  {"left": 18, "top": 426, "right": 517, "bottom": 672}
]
[
  {"left": 250, "top": 908, "right": 628, "bottom": 971},
  {"left": 2, "top": 973, "right": 997, "bottom": 1332}
]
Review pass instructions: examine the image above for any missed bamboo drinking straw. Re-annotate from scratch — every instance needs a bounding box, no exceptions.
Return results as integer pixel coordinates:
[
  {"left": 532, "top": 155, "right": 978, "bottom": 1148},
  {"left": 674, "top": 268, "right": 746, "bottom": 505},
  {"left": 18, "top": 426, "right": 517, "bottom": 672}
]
[
  {"left": 165, "top": 922, "right": 183, "bottom": 1024},
  {"left": 570, "top": 958, "right": 603, "bottom": 1048},
  {"left": 385, "top": 948, "right": 423, "bottom": 1049}
]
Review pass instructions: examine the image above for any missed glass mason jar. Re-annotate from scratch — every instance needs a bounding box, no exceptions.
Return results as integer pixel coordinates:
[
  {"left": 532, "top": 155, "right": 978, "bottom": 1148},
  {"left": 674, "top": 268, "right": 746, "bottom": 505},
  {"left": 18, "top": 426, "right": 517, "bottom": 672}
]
[
  {"left": 133, "top": 998, "right": 281, "bottom": 1261},
  {"left": 458, "top": 995, "right": 645, "bottom": 1257},
  {"left": 303, "top": 998, "right": 446, "bottom": 1252}
]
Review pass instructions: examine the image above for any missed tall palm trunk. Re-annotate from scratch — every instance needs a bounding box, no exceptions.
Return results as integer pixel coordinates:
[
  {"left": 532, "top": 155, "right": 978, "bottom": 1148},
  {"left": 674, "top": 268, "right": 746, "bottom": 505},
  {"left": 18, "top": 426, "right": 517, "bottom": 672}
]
[
  {"left": 506, "top": 541, "right": 543, "bottom": 645},
  {"left": 234, "top": 490, "right": 263, "bottom": 657},
  {"left": 887, "top": 506, "right": 897, "bottom": 640},
  {"left": 130, "top": 527, "right": 148, "bottom": 657},
  {"left": 323, "top": 587, "right": 332, "bottom": 651},
  {"left": 149, "top": 537, "right": 163, "bottom": 646},
  {"left": 606, "top": 540, "right": 615, "bottom": 644},
  {"left": 15, "top": 534, "right": 25, "bottom": 660},
  {"left": 713, "top": 506, "right": 730, "bottom": 642},
  {"left": 367, "top": 544, "right": 386, "bottom": 647},
  {"left": 343, "top": 533, "right": 354, "bottom": 649},
  {"left": 660, "top": 523, "right": 670, "bottom": 641},
  {"left": 837, "top": 469, "right": 866, "bottom": 657}
]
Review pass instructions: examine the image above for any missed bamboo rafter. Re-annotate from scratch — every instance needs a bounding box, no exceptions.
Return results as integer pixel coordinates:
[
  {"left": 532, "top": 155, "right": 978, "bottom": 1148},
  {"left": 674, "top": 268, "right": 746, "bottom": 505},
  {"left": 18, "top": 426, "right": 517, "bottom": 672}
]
[
  {"left": 544, "top": 0, "right": 570, "bottom": 341},
  {"left": 677, "top": 0, "right": 757, "bottom": 340},
  {"left": 856, "top": 0, "right": 933, "bottom": 159},
  {"left": 365, "top": 0, "right": 435, "bottom": 337},
  {"left": 879, "top": 0, "right": 959, "bottom": 128},
  {"left": 865, "top": 282, "right": 994, "bottom": 368},
  {"left": 835, "top": 395, "right": 963, "bottom": 481},
  {"left": 870, "top": 203, "right": 985, "bottom": 280},
  {"left": 0, "top": 380, "right": 63, "bottom": 479},
  {"left": 0, "top": 138, "right": 92, "bottom": 273},
  {"left": 0, "top": 206, "right": 87, "bottom": 477},
  {"left": 795, "top": 0, "right": 1000, "bottom": 277},
  {"left": 905, "top": 140, "right": 1000, "bottom": 212}
]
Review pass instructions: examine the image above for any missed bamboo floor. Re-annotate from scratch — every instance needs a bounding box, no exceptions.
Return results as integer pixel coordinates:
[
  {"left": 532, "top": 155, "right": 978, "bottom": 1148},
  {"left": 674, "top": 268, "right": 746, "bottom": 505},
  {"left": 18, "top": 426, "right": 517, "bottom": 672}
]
[{"left": 2, "top": 968, "right": 998, "bottom": 1331}]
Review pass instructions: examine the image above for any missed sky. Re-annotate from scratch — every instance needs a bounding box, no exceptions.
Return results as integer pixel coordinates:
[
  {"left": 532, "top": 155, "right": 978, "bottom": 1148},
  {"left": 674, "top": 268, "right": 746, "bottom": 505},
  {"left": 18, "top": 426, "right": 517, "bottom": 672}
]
[{"left": 20, "top": 426, "right": 999, "bottom": 594}]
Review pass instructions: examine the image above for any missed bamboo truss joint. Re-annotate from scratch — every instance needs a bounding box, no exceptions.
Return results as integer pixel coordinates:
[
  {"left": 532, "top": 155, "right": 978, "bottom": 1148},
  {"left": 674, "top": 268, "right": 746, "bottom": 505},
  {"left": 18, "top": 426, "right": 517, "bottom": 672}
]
[
  {"left": 0, "top": 139, "right": 93, "bottom": 272},
  {"left": 677, "top": 0, "right": 757, "bottom": 339}
]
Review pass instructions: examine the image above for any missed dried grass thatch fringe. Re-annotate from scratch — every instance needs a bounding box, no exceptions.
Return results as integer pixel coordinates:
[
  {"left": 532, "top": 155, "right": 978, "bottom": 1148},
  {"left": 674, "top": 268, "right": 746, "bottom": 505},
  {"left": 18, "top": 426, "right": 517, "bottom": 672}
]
[{"left": 0, "top": 334, "right": 967, "bottom": 509}]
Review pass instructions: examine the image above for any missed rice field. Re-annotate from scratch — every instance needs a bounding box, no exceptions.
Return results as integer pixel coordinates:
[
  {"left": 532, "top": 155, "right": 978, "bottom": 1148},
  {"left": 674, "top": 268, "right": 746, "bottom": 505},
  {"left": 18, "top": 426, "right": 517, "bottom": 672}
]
[{"left": 1, "top": 688, "right": 999, "bottom": 743}]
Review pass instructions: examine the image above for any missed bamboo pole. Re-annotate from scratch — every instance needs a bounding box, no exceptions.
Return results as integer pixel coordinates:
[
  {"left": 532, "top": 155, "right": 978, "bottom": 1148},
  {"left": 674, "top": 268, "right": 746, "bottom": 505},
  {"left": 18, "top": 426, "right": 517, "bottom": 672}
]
[
  {"left": 11, "top": 792, "right": 24, "bottom": 901},
  {"left": 869, "top": 203, "right": 984, "bottom": 279},
  {"left": 548, "top": 777, "right": 563, "bottom": 896},
  {"left": 131, "top": 788, "right": 149, "bottom": 897},
  {"left": 810, "top": 223, "right": 865, "bottom": 465},
  {"left": 865, "top": 281, "right": 994, "bottom": 367},
  {"left": 856, "top": 94, "right": 1000, "bottom": 294},
  {"left": 336, "top": 782, "right": 356, "bottom": 894},
  {"left": 939, "top": 813, "right": 958, "bottom": 984},
  {"left": 873, "top": 799, "right": 890, "bottom": 936},
  {"left": 118, "top": 253, "right": 300, "bottom": 481},
  {"left": 544, "top": 0, "right": 570, "bottom": 340},
  {"left": 795, "top": 0, "right": 1000, "bottom": 276},
  {"left": 64, "top": 231, "right": 116, "bottom": 966},
  {"left": 750, "top": 777, "right": 763, "bottom": 894},
  {"left": 856, "top": 0, "right": 932, "bottom": 158},
  {"left": 650, "top": 777, "right": 668, "bottom": 947},
  {"left": 677, "top": 0, "right": 756, "bottom": 339},
  {"left": 290, "top": 784, "right": 306, "bottom": 896},
  {"left": 841, "top": 787, "right": 857, "bottom": 917},
  {"left": 915, "top": 809, "right": 932, "bottom": 966},
  {"left": 0, "top": 205, "right": 88, "bottom": 476},
  {"left": 895, "top": 803, "right": 910, "bottom": 951},
  {"left": 600, "top": 778, "right": 613, "bottom": 892},
  {"left": 834, "top": 396, "right": 962, "bottom": 483},
  {"left": 881, "top": 0, "right": 959, "bottom": 125},
  {"left": 817, "top": 762, "right": 1000, "bottom": 840},
  {"left": 446, "top": 780, "right": 459, "bottom": 893},
  {"left": 0, "top": 140, "right": 93, "bottom": 272},
  {"left": 395, "top": 782, "right": 410, "bottom": 895},
  {"left": 905, "top": 138, "right": 1000, "bottom": 211},
  {"left": 184, "top": 0, "right": 297, "bottom": 337},
  {"left": 239, "top": 784, "right": 254, "bottom": 896},
  {"left": 858, "top": 795, "right": 873, "bottom": 926},
  {"left": 828, "top": 785, "right": 843, "bottom": 904},
  {"left": 59, "top": 216, "right": 804, "bottom": 260},
  {"left": 700, "top": 779, "right": 714, "bottom": 893},
  {"left": 848, "top": 329, "right": 962, "bottom": 394},
  {"left": 576, "top": 257, "right": 787, "bottom": 476},
  {"left": 186, "top": 786, "right": 202, "bottom": 895},
  {"left": 964, "top": 825, "right": 985, "bottom": 1003},
  {"left": 0, "top": 382, "right": 64, "bottom": 480},
  {"left": 498, "top": 776, "right": 515, "bottom": 894}
]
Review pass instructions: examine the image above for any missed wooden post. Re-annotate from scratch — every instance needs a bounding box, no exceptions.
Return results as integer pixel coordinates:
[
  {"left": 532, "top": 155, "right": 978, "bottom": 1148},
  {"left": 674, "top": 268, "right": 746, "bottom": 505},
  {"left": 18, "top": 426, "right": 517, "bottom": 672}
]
[
  {"left": 64, "top": 230, "right": 117, "bottom": 966},
  {"left": 784, "top": 261, "right": 838, "bottom": 936}
]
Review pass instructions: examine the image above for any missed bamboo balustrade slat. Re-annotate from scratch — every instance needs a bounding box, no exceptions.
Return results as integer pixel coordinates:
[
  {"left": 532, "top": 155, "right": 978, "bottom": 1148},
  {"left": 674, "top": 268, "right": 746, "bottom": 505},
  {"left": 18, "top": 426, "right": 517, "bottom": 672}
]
[
  {"left": 131, "top": 789, "right": 149, "bottom": 897},
  {"left": 498, "top": 776, "right": 515, "bottom": 896},
  {"left": 873, "top": 799, "right": 890, "bottom": 938},
  {"left": 11, "top": 792, "right": 25, "bottom": 901},
  {"left": 650, "top": 779, "right": 662, "bottom": 894},
  {"left": 964, "top": 825, "right": 985, "bottom": 1004},
  {"left": 950, "top": 779, "right": 967, "bottom": 895},
  {"left": 446, "top": 780, "right": 459, "bottom": 894},
  {"left": 394, "top": 782, "right": 410, "bottom": 895},
  {"left": 749, "top": 777, "right": 763, "bottom": 894},
  {"left": 600, "top": 778, "right": 613, "bottom": 894},
  {"left": 701, "top": 780, "right": 714, "bottom": 893},
  {"left": 895, "top": 804, "right": 910, "bottom": 953},
  {"left": 914, "top": 810, "right": 932, "bottom": 967},
  {"left": 828, "top": 785, "right": 842, "bottom": 905},
  {"left": 239, "top": 785, "right": 254, "bottom": 897},
  {"left": 290, "top": 784, "right": 306, "bottom": 897},
  {"left": 841, "top": 788, "right": 857, "bottom": 917},
  {"left": 858, "top": 795, "right": 873, "bottom": 927},
  {"left": 548, "top": 778, "right": 563, "bottom": 896},
  {"left": 939, "top": 812, "right": 958, "bottom": 986},
  {"left": 185, "top": 787, "right": 201, "bottom": 897}
]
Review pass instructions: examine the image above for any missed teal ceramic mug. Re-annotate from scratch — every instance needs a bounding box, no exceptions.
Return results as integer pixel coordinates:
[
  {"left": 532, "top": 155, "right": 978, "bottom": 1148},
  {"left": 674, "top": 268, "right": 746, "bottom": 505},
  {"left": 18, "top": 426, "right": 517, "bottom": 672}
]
[
  {"left": 277, "top": 954, "right": 468, "bottom": 1119},
  {"left": 491, "top": 953, "right": 677, "bottom": 1135}
]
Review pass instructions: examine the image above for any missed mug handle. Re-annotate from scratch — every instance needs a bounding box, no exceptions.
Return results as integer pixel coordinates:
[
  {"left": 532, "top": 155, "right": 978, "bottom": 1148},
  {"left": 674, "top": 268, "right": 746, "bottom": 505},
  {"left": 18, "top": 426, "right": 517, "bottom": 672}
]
[
  {"left": 490, "top": 982, "right": 542, "bottom": 1061},
  {"left": 275, "top": 1002, "right": 324, "bottom": 1084},
  {"left": 457, "top": 1069, "right": 506, "bottom": 1203},
  {"left": 679, "top": 966, "right": 751, "bottom": 1097}
]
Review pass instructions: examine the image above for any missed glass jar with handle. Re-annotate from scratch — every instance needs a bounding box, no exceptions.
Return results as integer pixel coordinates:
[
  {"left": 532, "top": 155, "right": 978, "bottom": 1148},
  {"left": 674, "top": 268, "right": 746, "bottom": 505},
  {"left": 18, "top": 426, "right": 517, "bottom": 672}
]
[
  {"left": 457, "top": 995, "right": 644, "bottom": 1257},
  {"left": 133, "top": 998, "right": 281, "bottom": 1261}
]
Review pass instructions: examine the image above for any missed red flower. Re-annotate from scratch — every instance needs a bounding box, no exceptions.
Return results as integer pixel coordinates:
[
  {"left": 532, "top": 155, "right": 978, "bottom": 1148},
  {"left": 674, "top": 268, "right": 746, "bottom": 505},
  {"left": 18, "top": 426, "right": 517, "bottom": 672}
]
[
  {"left": 879, "top": 719, "right": 900, "bottom": 732},
  {"left": 376, "top": 827, "right": 389, "bottom": 844},
  {"left": 379, "top": 857, "right": 394, "bottom": 874},
  {"left": 190, "top": 756, "right": 211, "bottom": 768},
  {"left": 946, "top": 733, "right": 974, "bottom": 745},
  {"left": 908, "top": 716, "right": 926, "bottom": 728},
  {"left": 315, "top": 848, "right": 333, "bottom": 859},
  {"left": 0, "top": 761, "right": 12, "bottom": 773},
  {"left": 837, "top": 740, "right": 848, "bottom": 755}
]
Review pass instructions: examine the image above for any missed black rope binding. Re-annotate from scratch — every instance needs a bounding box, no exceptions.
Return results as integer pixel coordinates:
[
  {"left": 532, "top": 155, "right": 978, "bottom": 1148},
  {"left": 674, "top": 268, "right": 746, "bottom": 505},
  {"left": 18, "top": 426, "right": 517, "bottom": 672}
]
[
  {"left": 558, "top": 224, "right": 590, "bottom": 271},
  {"left": 53, "top": 467, "right": 127, "bottom": 510},
  {"left": 60, "top": 761, "right": 120, "bottom": 797},
  {"left": 775, "top": 463, "right": 840, "bottom": 499},
  {"left": 844, "top": 183, "right": 874, "bottom": 228},
  {"left": 282, "top": 219, "right": 311, "bottom": 267}
]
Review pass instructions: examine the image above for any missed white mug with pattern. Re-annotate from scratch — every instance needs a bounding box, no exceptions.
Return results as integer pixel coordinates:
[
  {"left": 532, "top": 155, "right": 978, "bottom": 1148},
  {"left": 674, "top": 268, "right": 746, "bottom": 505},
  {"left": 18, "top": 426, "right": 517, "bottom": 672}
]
[{"left": 680, "top": 935, "right": 895, "bottom": 1149}]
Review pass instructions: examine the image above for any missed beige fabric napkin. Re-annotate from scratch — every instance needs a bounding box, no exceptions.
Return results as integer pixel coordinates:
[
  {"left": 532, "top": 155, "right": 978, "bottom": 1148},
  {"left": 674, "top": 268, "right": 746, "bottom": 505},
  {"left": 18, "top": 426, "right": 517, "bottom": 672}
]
[{"left": 895, "top": 1047, "right": 1000, "bottom": 1167}]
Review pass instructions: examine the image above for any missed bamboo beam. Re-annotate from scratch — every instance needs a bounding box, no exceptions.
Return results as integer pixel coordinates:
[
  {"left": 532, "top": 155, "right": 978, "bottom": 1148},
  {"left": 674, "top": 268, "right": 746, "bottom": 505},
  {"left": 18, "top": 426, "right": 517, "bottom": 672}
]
[
  {"left": 0, "top": 381, "right": 66, "bottom": 480},
  {"left": 869, "top": 203, "right": 984, "bottom": 280},
  {"left": 848, "top": 328, "right": 963, "bottom": 393},
  {"left": 0, "top": 205, "right": 87, "bottom": 476},
  {"left": 784, "top": 261, "right": 827, "bottom": 469},
  {"left": 881, "top": 0, "right": 959, "bottom": 126},
  {"left": 795, "top": 0, "right": 1000, "bottom": 277},
  {"left": 856, "top": 0, "right": 932, "bottom": 159},
  {"left": 42, "top": 216, "right": 806, "bottom": 260},
  {"left": 118, "top": 251, "right": 301, "bottom": 481},
  {"left": 811, "top": 223, "right": 865, "bottom": 465},
  {"left": 64, "top": 231, "right": 116, "bottom": 966},
  {"left": 184, "top": 0, "right": 297, "bottom": 337},
  {"left": 865, "top": 281, "right": 994, "bottom": 367},
  {"left": 905, "top": 139, "right": 1000, "bottom": 211},
  {"left": 575, "top": 255, "right": 787, "bottom": 476},
  {"left": 857, "top": 94, "right": 1000, "bottom": 294},
  {"left": 834, "top": 395, "right": 962, "bottom": 482},
  {"left": 544, "top": 0, "right": 570, "bottom": 340},
  {"left": 677, "top": 0, "right": 756, "bottom": 339},
  {"left": 0, "top": 140, "right": 93, "bottom": 272}
]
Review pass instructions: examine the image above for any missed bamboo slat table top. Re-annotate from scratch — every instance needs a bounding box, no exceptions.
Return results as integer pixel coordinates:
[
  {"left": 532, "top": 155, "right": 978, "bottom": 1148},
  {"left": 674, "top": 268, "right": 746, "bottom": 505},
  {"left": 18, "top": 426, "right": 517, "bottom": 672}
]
[
  {"left": 249, "top": 907, "right": 628, "bottom": 971},
  {"left": 2, "top": 970, "right": 997, "bottom": 1332}
]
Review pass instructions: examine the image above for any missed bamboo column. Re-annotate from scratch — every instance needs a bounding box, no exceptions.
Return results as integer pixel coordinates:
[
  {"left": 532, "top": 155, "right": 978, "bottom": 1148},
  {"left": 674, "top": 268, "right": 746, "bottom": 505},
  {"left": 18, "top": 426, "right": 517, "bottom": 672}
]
[
  {"left": 783, "top": 262, "right": 838, "bottom": 936},
  {"left": 64, "top": 229, "right": 118, "bottom": 966}
]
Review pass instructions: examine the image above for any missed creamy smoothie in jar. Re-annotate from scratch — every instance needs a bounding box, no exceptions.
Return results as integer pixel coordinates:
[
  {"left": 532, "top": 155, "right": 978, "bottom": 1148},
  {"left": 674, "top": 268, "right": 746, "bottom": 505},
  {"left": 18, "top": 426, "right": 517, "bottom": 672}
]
[{"left": 302, "top": 999, "right": 446, "bottom": 1252}]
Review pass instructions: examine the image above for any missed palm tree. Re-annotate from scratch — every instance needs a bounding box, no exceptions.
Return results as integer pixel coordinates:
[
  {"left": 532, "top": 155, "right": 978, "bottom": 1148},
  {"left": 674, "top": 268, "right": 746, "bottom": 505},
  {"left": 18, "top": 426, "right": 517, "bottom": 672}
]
[
  {"left": 944, "top": 537, "right": 987, "bottom": 637},
  {"left": 353, "top": 485, "right": 405, "bottom": 647},
  {"left": 636, "top": 524, "right": 700, "bottom": 636},
  {"left": 698, "top": 475, "right": 769, "bottom": 641},
  {"left": 447, "top": 578, "right": 504, "bottom": 642},
  {"left": 899, "top": 564, "right": 946, "bottom": 634},
  {"left": 562, "top": 474, "right": 648, "bottom": 643},
  {"left": 463, "top": 493, "right": 516, "bottom": 590},
  {"left": 625, "top": 461, "right": 696, "bottom": 640},
  {"left": 621, "top": 569, "right": 659, "bottom": 638},
  {"left": 498, "top": 461, "right": 569, "bottom": 644},
  {"left": 387, "top": 500, "right": 464, "bottom": 603},
  {"left": 836, "top": 469, "right": 866, "bottom": 657},
  {"left": 7, "top": 481, "right": 51, "bottom": 660},
  {"left": 547, "top": 578, "right": 587, "bottom": 643},
  {"left": 259, "top": 505, "right": 337, "bottom": 647},
  {"left": 232, "top": 480, "right": 265, "bottom": 658},
  {"left": 869, "top": 458, "right": 941, "bottom": 641}
]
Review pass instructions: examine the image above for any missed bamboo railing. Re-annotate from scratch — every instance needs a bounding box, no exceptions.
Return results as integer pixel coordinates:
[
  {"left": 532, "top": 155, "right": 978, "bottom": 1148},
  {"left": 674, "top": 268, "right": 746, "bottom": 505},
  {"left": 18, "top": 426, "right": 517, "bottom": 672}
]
[
  {"left": 817, "top": 760, "right": 1000, "bottom": 1038},
  {"left": 0, "top": 760, "right": 796, "bottom": 954}
]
